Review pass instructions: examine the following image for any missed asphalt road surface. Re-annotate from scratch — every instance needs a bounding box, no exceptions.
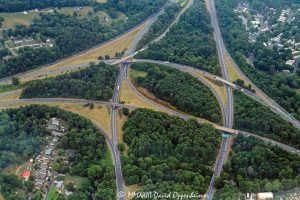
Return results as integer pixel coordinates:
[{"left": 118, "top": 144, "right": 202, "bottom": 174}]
[{"left": 206, "top": 0, "right": 234, "bottom": 199}]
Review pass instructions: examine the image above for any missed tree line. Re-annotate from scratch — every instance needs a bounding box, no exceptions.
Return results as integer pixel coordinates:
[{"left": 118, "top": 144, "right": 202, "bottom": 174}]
[
  {"left": 0, "top": 105, "right": 116, "bottom": 199},
  {"left": 131, "top": 62, "right": 222, "bottom": 124},
  {"left": 0, "top": 0, "right": 95, "bottom": 12},
  {"left": 137, "top": 0, "right": 221, "bottom": 75},
  {"left": 234, "top": 90, "right": 300, "bottom": 149},
  {"left": 21, "top": 62, "right": 118, "bottom": 101},
  {"left": 121, "top": 108, "right": 221, "bottom": 196},
  {"left": 215, "top": 135, "right": 300, "bottom": 194}
]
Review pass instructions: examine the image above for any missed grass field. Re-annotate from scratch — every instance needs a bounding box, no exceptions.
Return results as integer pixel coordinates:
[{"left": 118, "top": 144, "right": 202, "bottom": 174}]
[
  {"left": 120, "top": 79, "right": 160, "bottom": 111},
  {"left": 125, "top": 184, "right": 142, "bottom": 199},
  {"left": 57, "top": 6, "right": 93, "bottom": 17},
  {"left": 56, "top": 6, "right": 111, "bottom": 21},
  {"left": 64, "top": 175, "right": 88, "bottom": 189},
  {"left": 0, "top": 12, "right": 39, "bottom": 28},
  {"left": 57, "top": 103, "right": 112, "bottom": 139},
  {"left": 0, "top": 89, "right": 22, "bottom": 100},
  {"left": 224, "top": 52, "right": 247, "bottom": 83},
  {"left": 204, "top": 0, "right": 210, "bottom": 12}
]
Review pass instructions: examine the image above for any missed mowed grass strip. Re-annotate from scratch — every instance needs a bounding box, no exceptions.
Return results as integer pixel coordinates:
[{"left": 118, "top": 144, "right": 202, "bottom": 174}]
[{"left": 19, "top": 22, "right": 147, "bottom": 83}]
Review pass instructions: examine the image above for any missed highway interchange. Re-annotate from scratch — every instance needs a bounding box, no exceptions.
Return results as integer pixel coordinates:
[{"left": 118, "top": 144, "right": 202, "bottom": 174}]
[{"left": 1, "top": 0, "right": 300, "bottom": 199}]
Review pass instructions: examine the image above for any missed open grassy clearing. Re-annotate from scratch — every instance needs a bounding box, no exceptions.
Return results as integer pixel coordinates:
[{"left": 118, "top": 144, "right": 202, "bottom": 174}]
[
  {"left": 128, "top": 68, "right": 181, "bottom": 112},
  {"left": 64, "top": 175, "right": 89, "bottom": 189},
  {"left": 57, "top": 6, "right": 93, "bottom": 17},
  {"left": 204, "top": 0, "right": 210, "bottom": 12},
  {"left": 0, "top": 89, "right": 22, "bottom": 100},
  {"left": 120, "top": 79, "right": 160, "bottom": 111},
  {"left": 56, "top": 6, "right": 112, "bottom": 21},
  {"left": 224, "top": 52, "right": 246, "bottom": 83},
  {"left": 0, "top": 12, "right": 39, "bottom": 28},
  {"left": 125, "top": 184, "right": 143, "bottom": 199},
  {"left": 57, "top": 103, "right": 112, "bottom": 139}
]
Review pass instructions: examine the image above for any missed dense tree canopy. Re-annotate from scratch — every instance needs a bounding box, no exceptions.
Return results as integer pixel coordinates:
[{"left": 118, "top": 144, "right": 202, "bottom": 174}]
[
  {"left": 131, "top": 63, "right": 222, "bottom": 123},
  {"left": 0, "top": 173, "right": 29, "bottom": 200},
  {"left": 137, "top": 0, "right": 221, "bottom": 75},
  {"left": 218, "top": 135, "right": 300, "bottom": 193},
  {"left": 216, "top": 0, "right": 300, "bottom": 120},
  {"left": 0, "top": 105, "right": 115, "bottom": 199},
  {"left": 0, "top": 0, "right": 95, "bottom": 12},
  {"left": 234, "top": 91, "right": 300, "bottom": 149},
  {"left": 21, "top": 62, "right": 118, "bottom": 100},
  {"left": 122, "top": 109, "right": 221, "bottom": 195}
]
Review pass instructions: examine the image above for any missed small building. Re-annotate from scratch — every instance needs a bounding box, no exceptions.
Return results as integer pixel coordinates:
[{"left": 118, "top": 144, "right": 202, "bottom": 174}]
[
  {"left": 35, "top": 179, "right": 45, "bottom": 188},
  {"left": 51, "top": 118, "right": 60, "bottom": 126},
  {"left": 22, "top": 171, "right": 30, "bottom": 181},
  {"left": 286, "top": 60, "right": 295, "bottom": 66},
  {"left": 257, "top": 192, "right": 274, "bottom": 200},
  {"left": 48, "top": 124, "right": 58, "bottom": 130},
  {"left": 39, "top": 168, "right": 47, "bottom": 175},
  {"left": 45, "top": 149, "right": 52, "bottom": 155},
  {"left": 52, "top": 131, "right": 64, "bottom": 137},
  {"left": 36, "top": 172, "right": 47, "bottom": 180},
  {"left": 55, "top": 181, "right": 64, "bottom": 189},
  {"left": 65, "top": 190, "right": 73, "bottom": 196},
  {"left": 53, "top": 137, "right": 59, "bottom": 142}
]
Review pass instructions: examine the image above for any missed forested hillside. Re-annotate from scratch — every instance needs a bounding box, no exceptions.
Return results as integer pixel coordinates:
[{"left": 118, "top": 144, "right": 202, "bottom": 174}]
[
  {"left": 234, "top": 91, "right": 300, "bottom": 149},
  {"left": 21, "top": 62, "right": 118, "bottom": 100},
  {"left": 0, "top": 105, "right": 115, "bottom": 199},
  {"left": 137, "top": 0, "right": 221, "bottom": 75},
  {"left": 0, "top": 0, "right": 94, "bottom": 12},
  {"left": 216, "top": 0, "right": 300, "bottom": 120},
  {"left": 0, "top": 0, "right": 166, "bottom": 78},
  {"left": 122, "top": 109, "right": 221, "bottom": 195},
  {"left": 215, "top": 135, "right": 300, "bottom": 193},
  {"left": 131, "top": 62, "right": 222, "bottom": 123},
  {"left": 0, "top": 173, "right": 31, "bottom": 200}
]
